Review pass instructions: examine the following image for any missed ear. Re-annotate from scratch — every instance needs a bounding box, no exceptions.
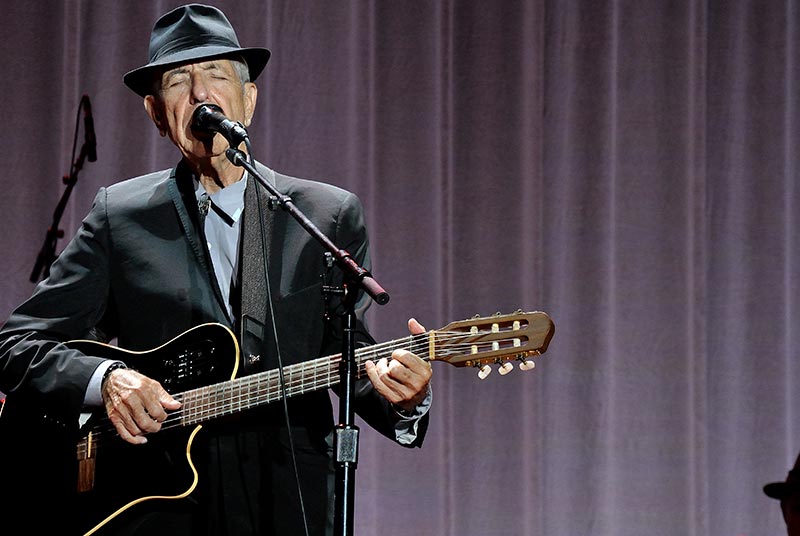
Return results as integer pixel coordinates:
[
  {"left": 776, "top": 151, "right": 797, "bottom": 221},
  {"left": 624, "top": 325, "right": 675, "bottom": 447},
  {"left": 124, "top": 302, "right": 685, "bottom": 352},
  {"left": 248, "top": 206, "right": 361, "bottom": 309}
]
[
  {"left": 242, "top": 82, "right": 258, "bottom": 127},
  {"left": 144, "top": 96, "right": 167, "bottom": 136}
]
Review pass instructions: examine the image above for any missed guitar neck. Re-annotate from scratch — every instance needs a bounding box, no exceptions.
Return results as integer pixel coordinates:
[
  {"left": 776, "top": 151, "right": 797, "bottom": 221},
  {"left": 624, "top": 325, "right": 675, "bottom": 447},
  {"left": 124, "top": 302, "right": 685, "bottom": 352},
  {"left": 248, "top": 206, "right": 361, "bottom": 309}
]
[
  {"left": 80, "top": 310, "right": 551, "bottom": 438},
  {"left": 178, "top": 333, "right": 422, "bottom": 425}
]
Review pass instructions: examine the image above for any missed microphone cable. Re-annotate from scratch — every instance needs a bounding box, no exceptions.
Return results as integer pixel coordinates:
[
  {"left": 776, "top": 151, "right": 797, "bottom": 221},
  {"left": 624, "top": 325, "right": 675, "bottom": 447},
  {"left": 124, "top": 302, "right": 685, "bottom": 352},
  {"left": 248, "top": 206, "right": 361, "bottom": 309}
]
[{"left": 245, "top": 138, "right": 311, "bottom": 536}]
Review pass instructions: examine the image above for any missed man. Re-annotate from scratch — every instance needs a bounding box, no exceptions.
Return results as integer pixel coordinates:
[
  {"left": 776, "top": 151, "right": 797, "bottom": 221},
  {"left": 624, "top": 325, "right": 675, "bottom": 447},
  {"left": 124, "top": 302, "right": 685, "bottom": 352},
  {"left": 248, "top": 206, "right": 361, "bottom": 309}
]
[
  {"left": 765, "top": 453, "right": 800, "bottom": 536},
  {"left": 0, "top": 4, "right": 431, "bottom": 535}
]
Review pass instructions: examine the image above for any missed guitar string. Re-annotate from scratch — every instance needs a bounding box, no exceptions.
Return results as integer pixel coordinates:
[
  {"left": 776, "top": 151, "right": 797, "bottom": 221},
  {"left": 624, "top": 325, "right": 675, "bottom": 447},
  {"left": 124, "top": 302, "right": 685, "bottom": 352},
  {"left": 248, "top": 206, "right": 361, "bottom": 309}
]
[
  {"left": 77, "top": 340, "right": 419, "bottom": 453},
  {"left": 173, "top": 330, "right": 532, "bottom": 426},
  {"left": 76, "top": 329, "right": 535, "bottom": 455},
  {"left": 78, "top": 335, "right": 435, "bottom": 451},
  {"left": 76, "top": 340, "right": 534, "bottom": 458},
  {"left": 76, "top": 327, "right": 534, "bottom": 453}
]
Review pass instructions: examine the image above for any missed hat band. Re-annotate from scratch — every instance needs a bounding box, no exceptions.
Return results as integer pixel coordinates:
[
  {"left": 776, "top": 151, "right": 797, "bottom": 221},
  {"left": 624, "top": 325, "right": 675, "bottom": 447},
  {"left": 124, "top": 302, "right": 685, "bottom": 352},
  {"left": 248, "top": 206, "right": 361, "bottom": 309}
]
[{"left": 152, "top": 34, "right": 241, "bottom": 63}]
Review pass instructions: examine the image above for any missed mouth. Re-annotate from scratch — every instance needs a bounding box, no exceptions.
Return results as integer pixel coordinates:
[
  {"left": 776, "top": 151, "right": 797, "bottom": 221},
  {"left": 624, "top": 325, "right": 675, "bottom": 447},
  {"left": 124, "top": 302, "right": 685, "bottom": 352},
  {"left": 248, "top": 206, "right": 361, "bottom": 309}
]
[
  {"left": 190, "top": 117, "right": 216, "bottom": 142},
  {"left": 190, "top": 104, "right": 225, "bottom": 142},
  {"left": 191, "top": 128, "right": 216, "bottom": 143}
]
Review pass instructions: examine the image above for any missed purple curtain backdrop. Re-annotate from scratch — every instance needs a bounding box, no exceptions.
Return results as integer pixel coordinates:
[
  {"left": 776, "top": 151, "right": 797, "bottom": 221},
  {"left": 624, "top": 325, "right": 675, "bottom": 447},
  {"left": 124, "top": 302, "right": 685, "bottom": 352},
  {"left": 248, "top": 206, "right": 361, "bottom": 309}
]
[{"left": 1, "top": 1, "right": 799, "bottom": 535}]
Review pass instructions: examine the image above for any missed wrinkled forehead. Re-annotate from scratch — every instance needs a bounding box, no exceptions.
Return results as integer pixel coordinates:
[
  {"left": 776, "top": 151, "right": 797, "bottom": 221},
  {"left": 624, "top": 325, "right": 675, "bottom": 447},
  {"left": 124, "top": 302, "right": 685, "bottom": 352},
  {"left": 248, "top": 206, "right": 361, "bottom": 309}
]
[
  {"left": 148, "top": 56, "right": 248, "bottom": 96},
  {"left": 160, "top": 58, "right": 238, "bottom": 81}
]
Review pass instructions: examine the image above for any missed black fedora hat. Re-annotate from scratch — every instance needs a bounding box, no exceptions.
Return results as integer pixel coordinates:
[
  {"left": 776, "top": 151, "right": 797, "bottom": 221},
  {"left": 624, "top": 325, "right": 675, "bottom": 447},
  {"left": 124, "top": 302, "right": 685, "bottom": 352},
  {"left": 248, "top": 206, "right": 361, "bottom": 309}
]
[
  {"left": 123, "top": 4, "right": 271, "bottom": 97},
  {"left": 765, "top": 452, "right": 800, "bottom": 500}
]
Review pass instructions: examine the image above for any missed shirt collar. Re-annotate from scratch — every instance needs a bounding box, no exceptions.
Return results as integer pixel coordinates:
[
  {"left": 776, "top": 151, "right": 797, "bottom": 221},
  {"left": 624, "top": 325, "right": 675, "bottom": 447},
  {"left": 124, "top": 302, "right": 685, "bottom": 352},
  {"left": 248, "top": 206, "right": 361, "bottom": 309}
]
[{"left": 193, "top": 173, "right": 247, "bottom": 224}]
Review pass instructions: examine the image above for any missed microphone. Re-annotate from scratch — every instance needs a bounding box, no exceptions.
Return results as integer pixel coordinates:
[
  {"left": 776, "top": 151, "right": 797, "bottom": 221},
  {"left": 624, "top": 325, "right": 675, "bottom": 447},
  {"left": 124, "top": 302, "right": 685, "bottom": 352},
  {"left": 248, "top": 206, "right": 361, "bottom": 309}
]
[
  {"left": 82, "top": 94, "right": 97, "bottom": 162},
  {"left": 191, "top": 104, "right": 249, "bottom": 147}
]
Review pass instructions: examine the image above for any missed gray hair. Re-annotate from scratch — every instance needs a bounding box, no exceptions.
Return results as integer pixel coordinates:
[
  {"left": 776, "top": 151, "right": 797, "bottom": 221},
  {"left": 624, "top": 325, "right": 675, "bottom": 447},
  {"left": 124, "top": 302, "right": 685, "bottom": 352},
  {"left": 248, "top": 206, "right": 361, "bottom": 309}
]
[{"left": 230, "top": 57, "right": 250, "bottom": 85}]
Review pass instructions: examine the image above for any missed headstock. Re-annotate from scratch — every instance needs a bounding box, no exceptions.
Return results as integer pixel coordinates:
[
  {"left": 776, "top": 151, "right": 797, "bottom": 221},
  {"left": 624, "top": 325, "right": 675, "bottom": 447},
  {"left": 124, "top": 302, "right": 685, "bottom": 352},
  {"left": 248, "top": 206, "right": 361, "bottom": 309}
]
[{"left": 429, "top": 310, "right": 555, "bottom": 378}]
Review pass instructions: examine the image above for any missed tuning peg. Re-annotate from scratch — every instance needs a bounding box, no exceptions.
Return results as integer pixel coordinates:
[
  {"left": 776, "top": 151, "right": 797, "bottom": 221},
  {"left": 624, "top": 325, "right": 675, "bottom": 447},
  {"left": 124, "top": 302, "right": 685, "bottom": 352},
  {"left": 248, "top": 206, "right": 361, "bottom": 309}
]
[
  {"left": 477, "top": 364, "right": 492, "bottom": 380},
  {"left": 498, "top": 362, "right": 514, "bottom": 375},
  {"left": 519, "top": 359, "right": 536, "bottom": 371}
]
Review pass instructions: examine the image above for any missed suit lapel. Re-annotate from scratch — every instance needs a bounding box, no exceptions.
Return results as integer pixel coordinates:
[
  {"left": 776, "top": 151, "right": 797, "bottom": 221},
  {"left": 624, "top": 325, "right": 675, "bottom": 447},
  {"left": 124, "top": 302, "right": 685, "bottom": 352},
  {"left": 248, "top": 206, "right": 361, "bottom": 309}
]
[{"left": 167, "top": 162, "right": 231, "bottom": 323}]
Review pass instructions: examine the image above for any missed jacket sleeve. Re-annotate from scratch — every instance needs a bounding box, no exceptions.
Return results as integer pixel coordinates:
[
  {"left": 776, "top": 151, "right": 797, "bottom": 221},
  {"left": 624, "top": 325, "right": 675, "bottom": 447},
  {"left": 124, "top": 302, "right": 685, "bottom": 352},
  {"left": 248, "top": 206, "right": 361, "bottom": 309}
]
[
  {"left": 0, "top": 188, "right": 114, "bottom": 426},
  {"left": 323, "top": 191, "right": 430, "bottom": 448}
]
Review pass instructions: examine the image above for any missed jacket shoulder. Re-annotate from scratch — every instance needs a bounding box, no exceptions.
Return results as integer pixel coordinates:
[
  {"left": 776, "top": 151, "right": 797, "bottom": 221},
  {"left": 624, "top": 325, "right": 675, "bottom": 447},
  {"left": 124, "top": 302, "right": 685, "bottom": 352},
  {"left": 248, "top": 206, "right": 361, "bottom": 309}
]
[
  {"left": 103, "top": 168, "right": 174, "bottom": 206},
  {"left": 270, "top": 168, "right": 360, "bottom": 209}
]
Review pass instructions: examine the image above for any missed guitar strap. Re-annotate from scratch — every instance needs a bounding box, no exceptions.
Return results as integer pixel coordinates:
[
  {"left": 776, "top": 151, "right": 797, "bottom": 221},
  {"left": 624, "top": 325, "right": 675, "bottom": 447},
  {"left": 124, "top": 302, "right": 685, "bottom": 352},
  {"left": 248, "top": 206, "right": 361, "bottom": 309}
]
[{"left": 237, "top": 171, "right": 275, "bottom": 375}]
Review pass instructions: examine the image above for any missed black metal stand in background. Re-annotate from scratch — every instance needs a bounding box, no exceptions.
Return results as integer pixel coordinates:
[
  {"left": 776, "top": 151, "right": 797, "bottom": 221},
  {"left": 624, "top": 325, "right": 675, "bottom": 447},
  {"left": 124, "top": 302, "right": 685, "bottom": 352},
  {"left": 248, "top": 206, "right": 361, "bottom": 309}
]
[
  {"left": 30, "top": 94, "right": 97, "bottom": 283},
  {"left": 226, "top": 147, "right": 389, "bottom": 536}
]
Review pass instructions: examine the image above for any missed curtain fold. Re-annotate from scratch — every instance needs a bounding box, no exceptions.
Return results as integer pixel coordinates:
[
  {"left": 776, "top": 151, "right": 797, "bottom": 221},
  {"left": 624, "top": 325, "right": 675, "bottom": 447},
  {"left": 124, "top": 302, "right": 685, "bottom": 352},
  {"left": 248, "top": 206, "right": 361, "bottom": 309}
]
[{"left": 1, "top": 1, "right": 798, "bottom": 534}]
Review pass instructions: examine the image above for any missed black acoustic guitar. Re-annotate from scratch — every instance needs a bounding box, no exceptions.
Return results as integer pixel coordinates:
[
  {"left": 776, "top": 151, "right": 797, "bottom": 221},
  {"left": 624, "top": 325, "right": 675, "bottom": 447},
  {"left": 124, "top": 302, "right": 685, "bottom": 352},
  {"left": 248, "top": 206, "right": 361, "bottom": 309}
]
[{"left": 4, "top": 311, "right": 555, "bottom": 535}]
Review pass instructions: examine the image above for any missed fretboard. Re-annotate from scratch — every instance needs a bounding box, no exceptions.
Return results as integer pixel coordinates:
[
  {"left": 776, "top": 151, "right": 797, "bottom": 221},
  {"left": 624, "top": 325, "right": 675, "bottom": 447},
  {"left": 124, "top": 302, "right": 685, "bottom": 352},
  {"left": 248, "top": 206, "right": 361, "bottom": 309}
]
[{"left": 177, "top": 332, "right": 424, "bottom": 425}]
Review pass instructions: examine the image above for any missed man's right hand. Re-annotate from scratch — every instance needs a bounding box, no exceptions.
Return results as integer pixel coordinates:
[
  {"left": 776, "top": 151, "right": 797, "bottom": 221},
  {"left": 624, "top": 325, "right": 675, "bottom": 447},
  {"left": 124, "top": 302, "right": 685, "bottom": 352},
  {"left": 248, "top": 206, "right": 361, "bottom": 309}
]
[{"left": 102, "top": 368, "right": 181, "bottom": 445}]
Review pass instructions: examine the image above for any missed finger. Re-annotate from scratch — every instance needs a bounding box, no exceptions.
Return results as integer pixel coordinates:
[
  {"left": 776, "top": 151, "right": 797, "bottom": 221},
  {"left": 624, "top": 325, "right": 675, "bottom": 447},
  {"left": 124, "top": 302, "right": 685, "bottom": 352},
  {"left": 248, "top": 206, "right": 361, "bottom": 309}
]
[
  {"left": 364, "top": 359, "right": 380, "bottom": 385},
  {"left": 408, "top": 318, "right": 426, "bottom": 335},
  {"left": 111, "top": 420, "right": 147, "bottom": 445},
  {"left": 382, "top": 357, "right": 431, "bottom": 408},
  {"left": 143, "top": 382, "right": 180, "bottom": 423},
  {"left": 365, "top": 359, "right": 392, "bottom": 388},
  {"left": 380, "top": 378, "right": 421, "bottom": 406},
  {"left": 132, "top": 404, "right": 163, "bottom": 434},
  {"left": 120, "top": 386, "right": 163, "bottom": 434},
  {"left": 160, "top": 388, "right": 182, "bottom": 410},
  {"left": 389, "top": 349, "right": 433, "bottom": 376},
  {"left": 106, "top": 405, "right": 147, "bottom": 445},
  {"left": 365, "top": 360, "right": 406, "bottom": 403},
  {"left": 142, "top": 394, "right": 169, "bottom": 425},
  {"left": 384, "top": 369, "right": 424, "bottom": 401},
  {"left": 104, "top": 371, "right": 163, "bottom": 439},
  {"left": 384, "top": 359, "right": 416, "bottom": 385},
  {"left": 380, "top": 366, "right": 430, "bottom": 406}
]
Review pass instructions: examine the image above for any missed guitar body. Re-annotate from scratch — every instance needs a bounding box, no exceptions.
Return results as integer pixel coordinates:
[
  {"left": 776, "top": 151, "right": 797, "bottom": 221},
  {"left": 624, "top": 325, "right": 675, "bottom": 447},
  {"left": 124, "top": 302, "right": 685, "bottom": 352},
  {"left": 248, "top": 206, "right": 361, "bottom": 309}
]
[
  {"left": 68, "top": 322, "right": 240, "bottom": 396},
  {"left": 72, "top": 323, "right": 239, "bottom": 535},
  {"left": 75, "top": 423, "right": 202, "bottom": 534},
  {"left": 0, "top": 392, "right": 81, "bottom": 533},
  {"left": 0, "top": 323, "right": 240, "bottom": 535}
]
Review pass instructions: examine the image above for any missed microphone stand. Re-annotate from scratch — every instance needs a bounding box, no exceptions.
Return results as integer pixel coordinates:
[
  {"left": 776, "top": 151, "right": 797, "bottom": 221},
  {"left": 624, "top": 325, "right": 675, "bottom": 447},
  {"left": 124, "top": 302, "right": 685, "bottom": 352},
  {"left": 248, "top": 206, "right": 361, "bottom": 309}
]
[
  {"left": 30, "top": 97, "right": 96, "bottom": 283},
  {"left": 225, "top": 147, "right": 389, "bottom": 536}
]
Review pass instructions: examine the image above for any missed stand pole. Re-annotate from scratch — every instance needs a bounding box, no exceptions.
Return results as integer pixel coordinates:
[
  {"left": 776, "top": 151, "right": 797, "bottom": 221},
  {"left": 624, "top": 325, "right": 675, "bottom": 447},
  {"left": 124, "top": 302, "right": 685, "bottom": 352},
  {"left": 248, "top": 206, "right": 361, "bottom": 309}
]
[
  {"left": 333, "top": 282, "right": 359, "bottom": 536},
  {"left": 226, "top": 148, "right": 388, "bottom": 536},
  {"left": 30, "top": 95, "right": 96, "bottom": 283}
]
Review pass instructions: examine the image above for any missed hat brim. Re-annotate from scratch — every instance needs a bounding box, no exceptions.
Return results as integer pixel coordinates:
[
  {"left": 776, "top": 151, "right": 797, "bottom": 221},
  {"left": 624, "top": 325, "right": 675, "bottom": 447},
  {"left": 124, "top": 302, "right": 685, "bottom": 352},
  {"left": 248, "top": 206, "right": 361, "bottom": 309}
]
[
  {"left": 764, "top": 481, "right": 800, "bottom": 500},
  {"left": 123, "top": 46, "right": 270, "bottom": 97}
]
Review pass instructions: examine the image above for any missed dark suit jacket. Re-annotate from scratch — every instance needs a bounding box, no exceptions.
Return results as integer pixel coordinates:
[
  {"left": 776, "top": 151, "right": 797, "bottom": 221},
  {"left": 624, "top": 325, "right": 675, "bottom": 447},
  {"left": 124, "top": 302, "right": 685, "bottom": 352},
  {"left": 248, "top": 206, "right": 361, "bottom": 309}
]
[{"left": 0, "top": 160, "right": 427, "bottom": 534}]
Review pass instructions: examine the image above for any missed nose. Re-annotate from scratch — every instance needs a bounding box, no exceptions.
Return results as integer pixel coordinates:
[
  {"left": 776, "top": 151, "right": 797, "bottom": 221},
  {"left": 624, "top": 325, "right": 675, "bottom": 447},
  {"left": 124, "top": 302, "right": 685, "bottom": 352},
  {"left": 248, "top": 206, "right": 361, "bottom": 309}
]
[{"left": 189, "top": 73, "right": 209, "bottom": 104}]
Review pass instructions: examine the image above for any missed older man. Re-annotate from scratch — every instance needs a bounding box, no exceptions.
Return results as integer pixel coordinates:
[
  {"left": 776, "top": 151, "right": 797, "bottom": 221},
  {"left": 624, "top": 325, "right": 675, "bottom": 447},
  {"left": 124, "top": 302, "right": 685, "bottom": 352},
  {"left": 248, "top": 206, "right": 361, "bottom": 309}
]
[{"left": 0, "top": 4, "right": 431, "bottom": 535}]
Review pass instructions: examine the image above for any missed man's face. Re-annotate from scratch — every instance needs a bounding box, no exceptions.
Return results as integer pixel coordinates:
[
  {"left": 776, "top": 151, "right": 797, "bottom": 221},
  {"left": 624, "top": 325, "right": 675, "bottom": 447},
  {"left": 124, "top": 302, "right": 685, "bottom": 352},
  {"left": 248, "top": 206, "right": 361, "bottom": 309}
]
[{"left": 144, "top": 59, "right": 257, "bottom": 164}]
